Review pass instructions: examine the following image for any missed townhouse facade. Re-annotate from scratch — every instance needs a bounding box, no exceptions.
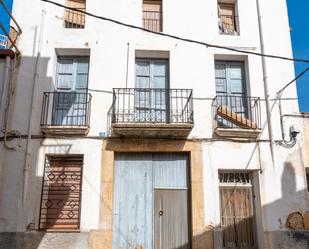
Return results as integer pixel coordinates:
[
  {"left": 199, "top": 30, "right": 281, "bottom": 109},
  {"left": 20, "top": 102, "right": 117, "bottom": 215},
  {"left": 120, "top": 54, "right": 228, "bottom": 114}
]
[{"left": 0, "top": 0, "right": 308, "bottom": 248}]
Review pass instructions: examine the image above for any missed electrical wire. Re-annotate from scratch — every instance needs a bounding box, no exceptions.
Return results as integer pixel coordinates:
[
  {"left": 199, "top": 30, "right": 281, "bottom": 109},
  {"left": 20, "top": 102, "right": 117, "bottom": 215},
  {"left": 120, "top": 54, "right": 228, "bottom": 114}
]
[
  {"left": 274, "top": 68, "right": 309, "bottom": 148},
  {"left": 277, "top": 67, "right": 309, "bottom": 96},
  {"left": 41, "top": 0, "right": 309, "bottom": 63}
]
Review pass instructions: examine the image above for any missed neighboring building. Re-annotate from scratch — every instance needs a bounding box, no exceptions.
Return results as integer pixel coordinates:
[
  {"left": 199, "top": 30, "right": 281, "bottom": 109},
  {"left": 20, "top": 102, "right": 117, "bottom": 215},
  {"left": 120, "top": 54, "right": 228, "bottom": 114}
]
[{"left": 0, "top": 0, "right": 308, "bottom": 249}]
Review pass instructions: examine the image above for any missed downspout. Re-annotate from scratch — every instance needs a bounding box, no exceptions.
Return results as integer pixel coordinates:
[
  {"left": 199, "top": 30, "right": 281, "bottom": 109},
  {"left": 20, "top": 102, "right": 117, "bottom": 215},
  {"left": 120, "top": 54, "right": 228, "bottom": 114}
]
[
  {"left": 0, "top": 56, "right": 12, "bottom": 131},
  {"left": 256, "top": 0, "right": 275, "bottom": 163},
  {"left": 22, "top": 5, "right": 46, "bottom": 206}
]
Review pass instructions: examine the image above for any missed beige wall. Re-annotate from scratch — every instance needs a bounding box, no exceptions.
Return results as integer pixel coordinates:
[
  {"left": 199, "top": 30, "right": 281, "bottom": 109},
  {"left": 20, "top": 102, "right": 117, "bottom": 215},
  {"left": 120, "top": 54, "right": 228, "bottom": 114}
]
[{"left": 97, "top": 138, "right": 212, "bottom": 249}]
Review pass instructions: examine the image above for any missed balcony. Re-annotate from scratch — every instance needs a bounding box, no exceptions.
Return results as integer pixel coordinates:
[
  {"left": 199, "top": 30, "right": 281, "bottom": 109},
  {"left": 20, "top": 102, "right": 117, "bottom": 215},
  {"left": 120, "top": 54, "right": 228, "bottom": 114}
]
[
  {"left": 109, "top": 88, "right": 194, "bottom": 138},
  {"left": 212, "top": 95, "right": 261, "bottom": 138},
  {"left": 41, "top": 92, "right": 91, "bottom": 136},
  {"left": 64, "top": 8, "right": 86, "bottom": 29},
  {"left": 143, "top": 10, "right": 162, "bottom": 32}
]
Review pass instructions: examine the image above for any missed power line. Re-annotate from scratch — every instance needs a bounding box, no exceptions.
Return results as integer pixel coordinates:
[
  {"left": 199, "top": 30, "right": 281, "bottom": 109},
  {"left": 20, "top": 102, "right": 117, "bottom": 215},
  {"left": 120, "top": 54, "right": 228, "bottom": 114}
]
[
  {"left": 277, "top": 67, "right": 309, "bottom": 96},
  {"left": 41, "top": 0, "right": 309, "bottom": 63}
]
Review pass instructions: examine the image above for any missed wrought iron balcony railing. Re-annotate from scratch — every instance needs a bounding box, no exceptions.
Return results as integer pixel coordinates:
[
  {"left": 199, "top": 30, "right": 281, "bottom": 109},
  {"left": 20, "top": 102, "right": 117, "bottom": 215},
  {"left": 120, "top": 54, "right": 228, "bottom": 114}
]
[
  {"left": 64, "top": 8, "right": 86, "bottom": 29},
  {"left": 212, "top": 95, "right": 261, "bottom": 130},
  {"left": 41, "top": 92, "right": 92, "bottom": 127},
  {"left": 143, "top": 10, "right": 162, "bottom": 32},
  {"left": 110, "top": 88, "right": 194, "bottom": 125}
]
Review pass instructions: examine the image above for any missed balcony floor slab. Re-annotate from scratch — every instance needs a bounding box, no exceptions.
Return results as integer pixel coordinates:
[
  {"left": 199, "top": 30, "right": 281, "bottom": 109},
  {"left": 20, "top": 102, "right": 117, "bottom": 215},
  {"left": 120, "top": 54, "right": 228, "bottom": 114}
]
[
  {"left": 41, "top": 125, "right": 89, "bottom": 136},
  {"left": 112, "top": 123, "right": 193, "bottom": 138}
]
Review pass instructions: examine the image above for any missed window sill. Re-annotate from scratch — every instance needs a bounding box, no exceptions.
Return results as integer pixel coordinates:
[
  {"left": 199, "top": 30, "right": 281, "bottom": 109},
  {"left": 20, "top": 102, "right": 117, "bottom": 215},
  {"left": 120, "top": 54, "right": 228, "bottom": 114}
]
[
  {"left": 37, "top": 229, "right": 81, "bottom": 233},
  {"left": 214, "top": 127, "right": 261, "bottom": 139},
  {"left": 41, "top": 125, "right": 89, "bottom": 136}
]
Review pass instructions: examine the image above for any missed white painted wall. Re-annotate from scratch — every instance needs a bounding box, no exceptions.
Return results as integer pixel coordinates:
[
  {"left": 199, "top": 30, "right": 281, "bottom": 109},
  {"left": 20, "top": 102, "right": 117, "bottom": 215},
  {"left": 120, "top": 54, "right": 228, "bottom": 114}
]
[{"left": 0, "top": 1, "right": 306, "bottom": 246}]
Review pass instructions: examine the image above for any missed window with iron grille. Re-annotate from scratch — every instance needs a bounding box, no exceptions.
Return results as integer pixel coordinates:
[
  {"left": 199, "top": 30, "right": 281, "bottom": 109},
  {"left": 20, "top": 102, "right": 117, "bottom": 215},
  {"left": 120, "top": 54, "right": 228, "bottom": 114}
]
[
  {"left": 64, "top": 0, "right": 86, "bottom": 29},
  {"left": 143, "top": 0, "right": 162, "bottom": 32},
  {"left": 39, "top": 155, "right": 83, "bottom": 230},
  {"left": 218, "top": 1, "right": 238, "bottom": 35},
  {"left": 219, "top": 172, "right": 256, "bottom": 249}
]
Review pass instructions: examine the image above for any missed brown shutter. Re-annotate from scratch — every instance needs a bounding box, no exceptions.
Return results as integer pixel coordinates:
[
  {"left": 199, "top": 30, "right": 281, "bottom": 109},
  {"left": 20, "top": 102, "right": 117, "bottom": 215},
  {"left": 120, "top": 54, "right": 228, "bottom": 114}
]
[
  {"left": 39, "top": 155, "right": 83, "bottom": 230},
  {"left": 143, "top": 0, "right": 162, "bottom": 32},
  {"left": 64, "top": 0, "right": 86, "bottom": 28},
  {"left": 219, "top": 3, "right": 237, "bottom": 34}
]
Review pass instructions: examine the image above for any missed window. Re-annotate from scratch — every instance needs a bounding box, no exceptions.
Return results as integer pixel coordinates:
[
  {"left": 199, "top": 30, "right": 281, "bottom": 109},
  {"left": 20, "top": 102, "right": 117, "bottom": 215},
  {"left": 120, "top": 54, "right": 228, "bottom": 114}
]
[
  {"left": 219, "top": 172, "right": 256, "bottom": 248},
  {"left": 64, "top": 0, "right": 86, "bottom": 29},
  {"left": 215, "top": 61, "right": 250, "bottom": 128},
  {"left": 39, "top": 155, "right": 83, "bottom": 230},
  {"left": 135, "top": 59, "right": 169, "bottom": 122},
  {"left": 218, "top": 1, "right": 238, "bottom": 35},
  {"left": 56, "top": 57, "right": 89, "bottom": 91},
  {"left": 143, "top": 0, "right": 162, "bottom": 32},
  {"left": 52, "top": 57, "right": 90, "bottom": 126}
]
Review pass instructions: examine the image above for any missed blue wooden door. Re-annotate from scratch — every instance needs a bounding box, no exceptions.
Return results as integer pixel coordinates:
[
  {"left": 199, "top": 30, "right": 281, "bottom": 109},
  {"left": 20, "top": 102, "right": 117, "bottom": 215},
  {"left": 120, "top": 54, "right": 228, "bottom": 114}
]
[{"left": 113, "top": 153, "right": 189, "bottom": 249}]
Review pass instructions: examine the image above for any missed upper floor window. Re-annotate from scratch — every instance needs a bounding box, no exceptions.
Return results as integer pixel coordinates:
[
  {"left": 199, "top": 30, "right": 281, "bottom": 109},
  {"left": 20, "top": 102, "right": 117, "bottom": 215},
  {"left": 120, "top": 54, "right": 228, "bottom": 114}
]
[
  {"left": 143, "top": 0, "right": 162, "bottom": 32},
  {"left": 218, "top": 1, "right": 238, "bottom": 35},
  {"left": 64, "top": 0, "right": 86, "bottom": 29},
  {"left": 56, "top": 56, "right": 89, "bottom": 91}
]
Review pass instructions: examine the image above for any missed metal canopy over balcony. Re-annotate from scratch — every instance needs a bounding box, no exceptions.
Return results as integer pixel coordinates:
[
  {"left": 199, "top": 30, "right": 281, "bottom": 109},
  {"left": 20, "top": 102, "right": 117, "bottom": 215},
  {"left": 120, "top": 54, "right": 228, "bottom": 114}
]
[
  {"left": 41, "top": 92, "right": 91, "bottom": 136},
  {"left": 212, "top": 95, "right": 261, "bottom": 138},
  {"left": 109, "top": 88, "right": 194, "bottom": 138}
]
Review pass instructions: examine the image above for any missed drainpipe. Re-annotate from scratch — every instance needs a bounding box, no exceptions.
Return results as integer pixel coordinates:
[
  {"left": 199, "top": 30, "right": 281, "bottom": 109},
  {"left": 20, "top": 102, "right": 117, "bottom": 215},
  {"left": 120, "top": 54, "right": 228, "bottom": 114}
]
[
  {"left": 22, "top": 5, "right": 46, "bottom": 206},
  {"left": 0, "top": 55, "right": 12, "bottom": 130},
  {"left": 256, "top": 0, "right": 275, "bottom": 163}
]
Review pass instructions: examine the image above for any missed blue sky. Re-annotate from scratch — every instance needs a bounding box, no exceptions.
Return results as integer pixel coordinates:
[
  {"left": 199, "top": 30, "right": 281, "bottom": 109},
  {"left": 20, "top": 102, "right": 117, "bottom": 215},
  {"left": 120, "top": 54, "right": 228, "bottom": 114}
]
[
  {"left": 0, "top": 0, "right": 12, "bottom": 35},
  {"left": 0, "top": 0, "right": 308, "bottom": 111},
  {"left": 287, "top": 0, "right": 309, "bottom": 112}
]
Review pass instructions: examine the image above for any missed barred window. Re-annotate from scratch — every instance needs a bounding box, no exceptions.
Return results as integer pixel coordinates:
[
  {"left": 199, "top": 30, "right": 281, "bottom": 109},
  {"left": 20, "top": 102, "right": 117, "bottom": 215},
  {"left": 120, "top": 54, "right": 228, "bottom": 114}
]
[
  {"left": 143, "top": 0, "right": 162, "bottom": 32},
  {"left": 64, "top": 0, "right": 86, "bottom": 29}
]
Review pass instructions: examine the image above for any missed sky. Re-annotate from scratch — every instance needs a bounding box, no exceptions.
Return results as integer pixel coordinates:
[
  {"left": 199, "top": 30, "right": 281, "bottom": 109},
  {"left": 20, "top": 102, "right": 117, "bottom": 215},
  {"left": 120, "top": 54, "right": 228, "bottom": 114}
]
[
  {"left": 287, "top": 0, "right": 309, "bottom": 112},
  {"left": 0, "top": 0, "right": 12, "bottom": 36},
  {"left": 0, "top": 0, "right": 308, "bottom": 111}
]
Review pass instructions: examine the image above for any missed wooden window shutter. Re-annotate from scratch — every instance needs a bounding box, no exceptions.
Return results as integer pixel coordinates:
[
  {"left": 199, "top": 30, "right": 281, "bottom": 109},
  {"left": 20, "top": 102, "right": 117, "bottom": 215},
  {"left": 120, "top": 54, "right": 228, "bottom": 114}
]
[
  {"left": 143, "top": 0, "right": 162, "bottom": 32},
  {"left": 64, "top": 0, "right": 86, "bottom": 28},
  {"left": 218, "top": 3, "right": 237, "bottom": 34}
]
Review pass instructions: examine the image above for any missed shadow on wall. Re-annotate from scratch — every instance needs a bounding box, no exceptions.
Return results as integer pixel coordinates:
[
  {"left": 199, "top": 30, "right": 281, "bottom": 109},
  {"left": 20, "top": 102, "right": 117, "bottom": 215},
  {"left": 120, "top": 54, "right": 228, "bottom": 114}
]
[
  {"left": 260, "top": 162, "right": 309, "bottom": 249},
  {"left": 0, "top": 53, "right": 308, "bottom": 249},
  {"left": 180, "top": 160, "right": 309, "bottom": 249},
  {"left": 0, "top": 52, "right": 87, "bottom": 249}
]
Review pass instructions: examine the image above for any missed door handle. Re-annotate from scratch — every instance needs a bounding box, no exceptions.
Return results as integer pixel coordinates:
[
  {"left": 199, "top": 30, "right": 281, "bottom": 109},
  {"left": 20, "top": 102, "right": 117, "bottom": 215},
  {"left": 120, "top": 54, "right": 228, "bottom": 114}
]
[{"left": 159, "top": 210, "right": 164, "bottom": 216}]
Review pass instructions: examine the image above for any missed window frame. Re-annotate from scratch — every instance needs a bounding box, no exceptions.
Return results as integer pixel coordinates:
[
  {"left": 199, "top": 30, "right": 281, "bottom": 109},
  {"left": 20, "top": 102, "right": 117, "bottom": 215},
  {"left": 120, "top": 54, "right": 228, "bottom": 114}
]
[
  {"left": 64, "top": 0, "right": 86, "bottom": 29},
  {"left": 142, "top": 0, "right": 163, "bottom": 32},
  {"left": 55, "top": 56, "right": 90, "bottom": 92},
  {"left": 217, "top": 1, "right": 239, "bottom": 36}
]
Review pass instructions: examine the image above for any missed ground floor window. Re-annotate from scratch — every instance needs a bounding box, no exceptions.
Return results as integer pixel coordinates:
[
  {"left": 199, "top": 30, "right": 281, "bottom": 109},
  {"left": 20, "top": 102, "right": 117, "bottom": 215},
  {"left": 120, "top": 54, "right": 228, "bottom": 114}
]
[
  {"left": 39, "top": 155, "right": 83, "bottom": 230},
  {"left": 219, "top": 171, "right": 256, "bottom": 249}
]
